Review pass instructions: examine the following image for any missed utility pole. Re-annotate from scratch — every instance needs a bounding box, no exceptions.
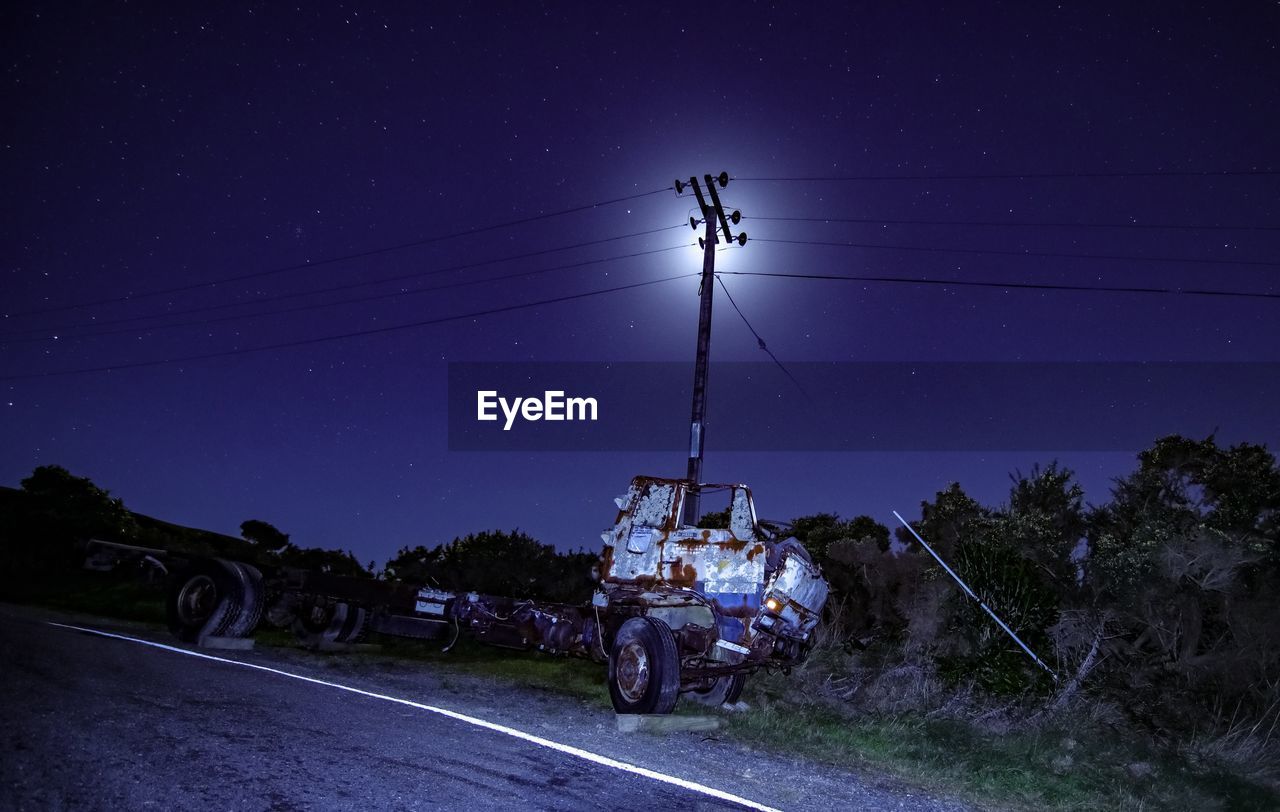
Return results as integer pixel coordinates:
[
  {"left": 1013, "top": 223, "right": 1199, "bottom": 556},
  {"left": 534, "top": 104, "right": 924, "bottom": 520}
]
[{"left": 673, "top": 171, "right": 747, "bottom": 525}]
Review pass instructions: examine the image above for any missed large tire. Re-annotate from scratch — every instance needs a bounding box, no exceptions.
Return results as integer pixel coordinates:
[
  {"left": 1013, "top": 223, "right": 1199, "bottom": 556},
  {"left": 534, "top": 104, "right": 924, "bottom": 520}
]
[
  {"left": 724, "top": 672, "right": 747, "bottom": 704},
  {"left": 608, "top": 616, "right": 680, "bottom": 715},
  {"left": 293, "top": 601, "right": 368, "bottom": 645},
  {"left": 685, "top": 673, "right": 746, "bottom": 707},
  {"left": 335, "top": 604, "right": 368, "bottom": 643},
  {"left": 167, "top": 559, "right": 242, "bottom": 642},
  {"left": 220, "top": 562, "right": 265, "bottom": 639}
]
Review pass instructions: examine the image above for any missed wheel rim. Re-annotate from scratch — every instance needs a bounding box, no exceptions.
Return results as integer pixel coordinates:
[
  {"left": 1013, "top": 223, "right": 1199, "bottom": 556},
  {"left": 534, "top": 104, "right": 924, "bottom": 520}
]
[
  {"left": 302, "top": 596, "right": 337, "bottom": 630},
  {"left": 176, "top": 574, "right": 217, "bottom": 625},
  {"left": 616, "top": 639, "right": 651, "bottom": 704}
]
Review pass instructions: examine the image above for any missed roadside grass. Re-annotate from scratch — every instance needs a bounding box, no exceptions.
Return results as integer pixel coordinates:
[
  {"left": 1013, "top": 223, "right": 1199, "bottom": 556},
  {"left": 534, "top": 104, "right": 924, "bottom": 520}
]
[{"left": 730, "top": 668, "right": 1280, "bottom": 812}]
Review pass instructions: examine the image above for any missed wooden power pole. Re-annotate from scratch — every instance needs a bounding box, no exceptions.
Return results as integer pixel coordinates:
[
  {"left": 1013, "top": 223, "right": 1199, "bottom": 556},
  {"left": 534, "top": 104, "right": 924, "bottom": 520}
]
[{"left": 674, "top": 171, "right": 746, "bottom": 525}]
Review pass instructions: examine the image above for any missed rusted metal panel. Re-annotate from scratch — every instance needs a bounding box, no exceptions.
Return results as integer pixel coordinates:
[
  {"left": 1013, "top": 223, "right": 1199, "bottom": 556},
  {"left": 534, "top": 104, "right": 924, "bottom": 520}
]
[
  {"left": 632, "top": 481, "right": 680, "bottom": 530},
  {"left": 729, "top": 487, "right": 758, "bottom": 540},
  {"left": 761, "top": 549, "right": 829, "bottom": 640},
  {"left": 598, "top": 475, "right": 829, "bottom": 661},
  {"left": 603, "top": 477, "right": 765, "bottom": 588}
]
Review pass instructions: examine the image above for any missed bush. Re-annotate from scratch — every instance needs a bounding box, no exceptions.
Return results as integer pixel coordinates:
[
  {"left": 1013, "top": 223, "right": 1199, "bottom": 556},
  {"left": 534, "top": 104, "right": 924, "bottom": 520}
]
[{"left": 385, "top": 529, "right": 596, "bottom": 604}]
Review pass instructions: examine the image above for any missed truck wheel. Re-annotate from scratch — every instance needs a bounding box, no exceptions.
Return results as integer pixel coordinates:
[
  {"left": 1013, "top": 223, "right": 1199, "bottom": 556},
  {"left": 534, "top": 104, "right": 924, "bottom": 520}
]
[
  {"left": 220, "top": 562, "right": 265, "bottom": 639},
  {"left": 293, "top": 601, "right": 368, "bottom": 645},
  {"left": 336, "top": 604, "right": 369, "bottom": 643},
  {"left": 724, "top": 673, "right": 747, "bottom": 704},
  {"left": 608, "top": 616, "right": 680, "bottom": 715},
  {"left": 685, "top": 673, "right": 746, "bottom": 707},
  {"left": 167, "top": 559, "right": 241, "bottom": 642}
]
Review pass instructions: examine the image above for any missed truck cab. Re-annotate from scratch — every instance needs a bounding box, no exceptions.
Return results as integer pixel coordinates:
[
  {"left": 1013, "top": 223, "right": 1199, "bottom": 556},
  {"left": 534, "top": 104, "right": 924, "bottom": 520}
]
[{"left": 597, "top": 476, "right": 829, "bottom": 713}]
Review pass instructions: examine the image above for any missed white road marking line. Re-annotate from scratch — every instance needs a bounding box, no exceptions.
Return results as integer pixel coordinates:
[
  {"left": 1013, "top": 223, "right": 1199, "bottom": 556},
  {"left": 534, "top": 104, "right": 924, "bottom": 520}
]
[{"left": 48, "top": 621, "right": 781, "bottom": 812}]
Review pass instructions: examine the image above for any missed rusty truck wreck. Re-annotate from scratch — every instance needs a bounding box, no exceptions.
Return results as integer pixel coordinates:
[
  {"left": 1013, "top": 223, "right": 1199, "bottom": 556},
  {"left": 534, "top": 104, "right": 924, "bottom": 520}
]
[{"left": 159, "top": 476, "right": 830, "bottom": 714}]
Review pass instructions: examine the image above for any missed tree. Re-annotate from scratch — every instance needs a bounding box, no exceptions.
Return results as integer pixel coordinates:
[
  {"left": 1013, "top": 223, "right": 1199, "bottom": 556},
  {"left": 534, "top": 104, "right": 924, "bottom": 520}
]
[
  {"left": 384, "top": 544, "right": 444, "bottom": 584},
  {"left": 1, "top": 466, "right": 138, "bottom": 575},
  {"left": 846, "top": 515, "right": 892, "bottom": 553},
  {"left": 909, "top": 482, "right": 989, "bottom": 558},
  {"left": 1085, "top": 435, "right": 1280, "bottom": 728},
  {"left": 897, "top": 479, "right": 1066, "bottom": 694},
  {"left": 789, "top": 512, "right": 850, "bottom": 563},
  {"left": 278, "top": 546, "right": 373, "bottom": 578},
  {"left": 240, "top": 519, "right": 290, "bottom": 552},
  {"left": 1090, "top": 435, "right": 1280, "bottom": 592},
  {"left": 695, "top": 507, "right": 731, "bottom": 529},
  {"left": 999, "top": 463, "right": 1089, "bottom": 601},
  {"left": 786, "top": 512, "right": 895, "bottom": 639},
  {"left": 384, "top": 530, "right": 595, "bottom": 603},
  {"left": 19, "top": 465, "right": 137, "bottom": 542}
]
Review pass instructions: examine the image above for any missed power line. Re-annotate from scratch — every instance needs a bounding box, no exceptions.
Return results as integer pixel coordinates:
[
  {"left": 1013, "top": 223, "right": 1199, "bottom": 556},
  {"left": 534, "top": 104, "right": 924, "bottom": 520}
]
[
  {"left": 748, "top": 215, "right": 1280, "bottom": 233},
  {"left": 0, "top": 244, "right": 694, "bottom": 345},
  {"left": 735, "top": 170, "right": 1279, "bottom": 181},
  {"left": 4, "top": 187, "right": 671, "bottom": 319},
  {"left": 0, "top": 273, "right": 697, "bottom": 381},
  {"left": 713, "top": 274, "right": 809, "bottom": 400},
  {"left": 752, "top": 237, "right": 1280, "bottom": 268},
  {"left": 0, "top": 225, "right": 688, "bottom": 340},
  {"left": 719, "top": 270, "right": 1280, "bottom": 301}
]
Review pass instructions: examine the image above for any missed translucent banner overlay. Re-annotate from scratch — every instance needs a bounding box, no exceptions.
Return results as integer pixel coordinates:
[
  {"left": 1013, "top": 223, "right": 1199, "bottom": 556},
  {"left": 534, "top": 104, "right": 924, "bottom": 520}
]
[{"left": 447, "top": 362, "right": 1278, "bottom": 452}]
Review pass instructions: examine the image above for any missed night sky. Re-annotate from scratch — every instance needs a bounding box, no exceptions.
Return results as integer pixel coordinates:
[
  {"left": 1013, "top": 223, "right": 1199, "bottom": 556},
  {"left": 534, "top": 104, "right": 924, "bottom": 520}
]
[{"left": 3, "top": 3, "right": 1277, "bottom": 565}]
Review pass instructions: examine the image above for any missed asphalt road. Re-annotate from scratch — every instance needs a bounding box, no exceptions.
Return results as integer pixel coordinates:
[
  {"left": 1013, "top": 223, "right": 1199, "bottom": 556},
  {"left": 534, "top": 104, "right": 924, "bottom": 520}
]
[{"left": 0, "top": 607, "right": 752, "bottom": 811}]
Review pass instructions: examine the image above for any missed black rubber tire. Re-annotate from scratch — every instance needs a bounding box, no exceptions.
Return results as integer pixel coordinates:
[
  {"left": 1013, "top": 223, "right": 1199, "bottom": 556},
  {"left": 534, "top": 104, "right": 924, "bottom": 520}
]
[
  {"left": 167, "top": 558, "right": 241, "bottom": 642},
  {"left": 608, "top": 616, "right": 680, "bottom": 715},
  {"left": 336, "top": 604, "right": 369, "bottom": 643},
  {"left": 724, "top": 672, "right": 747, "bottom": 704},
  {"left": 220, "top": 562, "right": 265, "bottom": 639},
  {"left": 293, "top": 601, "right": 368, "bottom": 645},
  {"left": 685, "top": 673, "right": 747, "bottom": 707}
]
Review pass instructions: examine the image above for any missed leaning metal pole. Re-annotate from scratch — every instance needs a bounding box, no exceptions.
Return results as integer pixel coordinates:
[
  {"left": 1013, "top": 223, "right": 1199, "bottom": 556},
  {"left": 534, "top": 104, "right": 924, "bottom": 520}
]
[{"left": 892, "top": 510, "right": 1059, "bottom": 681}]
